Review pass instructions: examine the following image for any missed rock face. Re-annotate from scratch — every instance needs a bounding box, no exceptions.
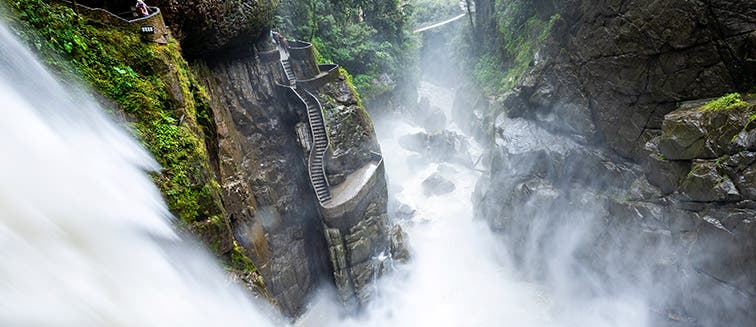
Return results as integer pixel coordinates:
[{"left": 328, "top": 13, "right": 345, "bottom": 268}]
[
  {"left": 475, "top": 106, "right": 756, "bottom": 325},
  {"left": 153, "top": 0, "right": 278, "bottom": 57},
  {"left": 478, "top": 0, "right": 756, "bottom": 160},
  {"left": 194, "top": 44, "right": 327, "bottom": 315},
  {"left": 472, "top": 1, "right": 756, "bottom": 324},
  {"left": 192, "top": 36, "right": 397, "bottom": 315}
]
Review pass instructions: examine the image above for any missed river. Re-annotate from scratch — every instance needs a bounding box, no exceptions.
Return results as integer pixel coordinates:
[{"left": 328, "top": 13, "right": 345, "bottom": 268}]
[{"left": 0, "top": 20, "right": 646, "bottom": 326}]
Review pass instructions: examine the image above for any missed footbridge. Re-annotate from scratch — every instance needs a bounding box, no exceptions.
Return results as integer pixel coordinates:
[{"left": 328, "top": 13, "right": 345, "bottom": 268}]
[{"left": 413, "top": 0, "right": 475, "bottom": 34}]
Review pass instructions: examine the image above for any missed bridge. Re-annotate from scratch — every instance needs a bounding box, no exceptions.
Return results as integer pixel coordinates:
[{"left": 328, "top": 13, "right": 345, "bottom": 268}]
[{"left": 413, "top": 0, "right": 475, "bottom": 34}]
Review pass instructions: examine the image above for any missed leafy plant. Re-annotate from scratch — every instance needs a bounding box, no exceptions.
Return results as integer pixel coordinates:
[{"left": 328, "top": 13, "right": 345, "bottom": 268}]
[{"left": 700, "top": 93, "right": 748, "bottom": 112}]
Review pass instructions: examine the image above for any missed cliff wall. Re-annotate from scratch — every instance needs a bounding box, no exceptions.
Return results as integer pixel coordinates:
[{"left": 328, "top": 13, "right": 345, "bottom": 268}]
[
  {"left": 467, "top": 0, "right": 756, "bottom": 325},
  {"left": 9, "top": 0, "right": 400, "bottom": 318}
]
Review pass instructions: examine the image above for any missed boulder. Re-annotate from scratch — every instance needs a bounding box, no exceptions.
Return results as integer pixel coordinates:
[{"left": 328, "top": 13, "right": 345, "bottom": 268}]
[
  {"left": 421, "top": 173, "right": 455, "bottom": 196},
  {"left": 412, "top": 97, "right": 447, "bottom": 132},
  {"left": 389, "top": 199, "right": 416, "bottom": 221},
  {"left": 154, "top": 0, "right": 278, "bottom": 57},
  {"left": 678, "top": 160, "right": 742, "bottom": 202},
  {"left": 643, "top": 136, "right": 692, "bottom": 194},
  {"left": 398, "top": 130, "right": 472, "bottom": 166},
  {"left": 389, "top": 225, "right": 410, "bottom": 263},
  {"left": 658, "top": 103, "right": 754, "bottom": 160}
]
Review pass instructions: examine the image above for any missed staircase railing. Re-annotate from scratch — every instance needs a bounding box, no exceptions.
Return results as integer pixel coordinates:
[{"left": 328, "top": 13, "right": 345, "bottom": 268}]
[
  {"left": 279, "top": 54, "right": 296, "bottom": 86},
  {"left": 288, "top": 87, "right": 332, "bottom": 204}
]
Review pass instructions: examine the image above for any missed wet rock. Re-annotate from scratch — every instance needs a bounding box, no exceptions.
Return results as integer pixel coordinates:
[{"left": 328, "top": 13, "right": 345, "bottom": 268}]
[
  {"left": 658, "top": 104, "right": 754, "bottom": 160},
  {"left": 398, "top": 130, "right": 472, "bottom": 166},
  {"left": 389, "top": 199, "right": 416, "bottom": 221},
  {"left": 721, "top": 151, "right": 756, "bottom": 200},
  {"left": 643, "top": 137, "right": 692, "bottom": 195},
  {"left": 678, "top": 160, "right": 742, "bottom": 202},
  {"left": 155, "top": 0, "right": 277, "bottom": 57},
  {"left": 421, "top": 173, "right": 455, "bottom": 196},
  {"left": 452, "top": 86, "right": 491, "bottom": 143},
  {"left": 389, "top": 225, "right": 410, "bottom": 263},
  {"left": 412, "top": 97, "right": 447, "bottom": 132},
  {"left": 732, "top": 129, "right": 756, "bottom": 151},
  {"left": 629, "top": 176, "right": 663, "bottom": 201}
]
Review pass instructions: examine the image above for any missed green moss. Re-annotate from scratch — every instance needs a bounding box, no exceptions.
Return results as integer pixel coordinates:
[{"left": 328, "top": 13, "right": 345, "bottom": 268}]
[
  {"left": 700, "top": 93, "right": 748, "bottom": 112},
  {"left": 338, "top": 67, "right": 365, "bottom": 109},
  {"left": 230, "top": 241, "right": 258, "bottom": 272},
  {"left": 9, "top": 0, "right": 223, "bottom": 224},
  {"left": 474, "top": 1, "right": 560, "bottom": 96},
  {"left": 228, "top": 241, "right": 268, "bottom": 295}
]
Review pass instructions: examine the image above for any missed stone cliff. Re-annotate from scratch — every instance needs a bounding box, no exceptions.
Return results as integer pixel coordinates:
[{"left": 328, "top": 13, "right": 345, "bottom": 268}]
[
  {"left": 9, "top": 0, "right": 402, "bottom": 318},
  {"left": 466, "top": 0, "right": 756, "bottom": 325}
]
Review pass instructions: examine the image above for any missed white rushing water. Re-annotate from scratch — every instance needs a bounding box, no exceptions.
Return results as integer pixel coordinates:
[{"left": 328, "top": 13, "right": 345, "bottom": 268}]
[
  {"left": 0, "top": 24, "right": 276, "bottom": 326},
  {"left": 1, "top": 17, "right": 649, "bottom": 326},
  {"left": 298, "top": 82, "right": 648, "bottom": 326}
]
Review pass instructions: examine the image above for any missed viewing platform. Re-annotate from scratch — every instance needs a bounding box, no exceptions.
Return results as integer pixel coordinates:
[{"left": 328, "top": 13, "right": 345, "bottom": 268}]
[{"left": 57, "top": 0, "right": 169, "bottom": 43}]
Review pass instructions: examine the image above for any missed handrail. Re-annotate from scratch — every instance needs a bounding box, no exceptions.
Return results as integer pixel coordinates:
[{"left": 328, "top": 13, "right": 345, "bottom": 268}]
[
  {"left": 285, "top": 86, "right": 332, "bottom": 204},
  {"left": 304, "top": 90, "right": 332, "bottom": 203},
  {"left": 58, "top": 1, "right": 161, "bottom": 24},
  {"left": 288, "top": 40, "right": 312, "bottom": 50}
]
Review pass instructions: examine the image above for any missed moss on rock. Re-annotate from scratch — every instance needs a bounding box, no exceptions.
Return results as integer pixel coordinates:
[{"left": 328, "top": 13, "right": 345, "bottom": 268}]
[
  {"left": 701, "top": 93, "right": 748, "bottom": 112},
  {"left": 7, "top": 1, "right": 266, "bottom": 289},
  {"left": 9, "top": 0, "right": 225, "bottom": 225}
]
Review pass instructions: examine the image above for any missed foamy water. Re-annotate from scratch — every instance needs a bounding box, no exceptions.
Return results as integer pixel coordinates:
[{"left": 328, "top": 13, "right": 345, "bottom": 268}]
[
  {"left": 1, "top": 17, "right": 650, "bottom": 326},
  {"left": 297, "top": 82, "right": 649, "bottom": 326},
  {"left": 0, "top": 23, "right": 276, "bottom": 326}
]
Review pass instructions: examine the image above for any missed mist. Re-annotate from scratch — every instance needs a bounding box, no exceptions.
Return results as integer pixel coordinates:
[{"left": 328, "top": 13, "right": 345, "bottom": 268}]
[
  {"left": 0, "top": 23, "right": 279, "bottom": 326},
  {"left": 2, "top": 0, "right": 752, "bottom": 325}
]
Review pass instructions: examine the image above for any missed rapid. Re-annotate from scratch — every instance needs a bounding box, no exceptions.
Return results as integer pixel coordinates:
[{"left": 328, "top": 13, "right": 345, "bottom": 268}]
[
  {"left": 0, "top": 23, "right": 276, "bottom": 326},
  {"left": 1, "top": 16, "right": 648, "bottom": 327},
  {"left": 297, "top": 82, "right": 648, "bottom": 326}
]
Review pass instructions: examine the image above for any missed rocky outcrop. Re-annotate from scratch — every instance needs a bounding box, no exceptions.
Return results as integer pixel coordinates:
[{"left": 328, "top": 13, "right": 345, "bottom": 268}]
[
  {"left": 474, "top": 98, "right": 756, "bottom": 325},
  {"left": 470, "top": 1, "right": 756, "bottom": 324},
  {"left": 191, "top": 36, "right": 399, "bottom": 315},
  {"left": 193, "top": 42, "right": 328, "bottom": 315},
  {"left": 153, "top": 0, "right": 278, "bottom": 57},
  {"left": 318, "top": 80, "right": 401, "bottom": 307},
  {"left": 478, "top": 0, "right": 756, "bottom": 160},
  {"left": 658, "top": 100, "right": 754, "bottom": 160}
]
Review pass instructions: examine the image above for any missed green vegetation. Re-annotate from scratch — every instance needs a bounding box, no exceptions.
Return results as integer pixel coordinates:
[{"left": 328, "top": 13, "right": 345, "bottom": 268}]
[
  {"left": 10, "top": 0, "right": 266, "bottom": 291},
  {"left": 700, "top": 93, "right": 748, "bottom": 112},
  {"left": 473, "top": 0, "right": 559, "bottom": 95},
  {"left": 277, "top": 0, "right": 418, "bottom": 101},
  {"left": 8, "top": 0, "right": 223, "bottom": 225},
  {"left": 411, "top": 0, "right": 460, "bottom": 28},
  {"left": 338, "top": 67, "right": 365, "bottom": 109}
]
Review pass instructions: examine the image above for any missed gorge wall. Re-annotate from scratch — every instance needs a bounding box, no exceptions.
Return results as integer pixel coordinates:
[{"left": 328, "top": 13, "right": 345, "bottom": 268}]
[
  {"left": 466, "top": 0, "right": 756, "bottom": 325},
  {"left": 7, "top": 0, "right": 402, "bottom": 318}
]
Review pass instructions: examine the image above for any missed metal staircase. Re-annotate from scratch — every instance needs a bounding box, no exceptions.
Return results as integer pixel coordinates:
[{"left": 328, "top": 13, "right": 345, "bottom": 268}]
[
  {"left": 280, "top": 53, "right": 296, "bottom": 86},
  {"left": 276, "top": 44, "right": 331, "bottom": 204},
  {"left": 300, "top": 91, "right": 332, "bottom": 204}
]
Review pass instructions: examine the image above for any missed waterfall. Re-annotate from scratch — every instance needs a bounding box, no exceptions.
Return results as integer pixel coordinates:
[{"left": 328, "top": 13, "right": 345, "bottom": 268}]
[
  {"left": 0, "top": 23, "right": 276, "bottom": 326},
  {"left": 296, "top": 82, "right": 649, "bottom": 326}
]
